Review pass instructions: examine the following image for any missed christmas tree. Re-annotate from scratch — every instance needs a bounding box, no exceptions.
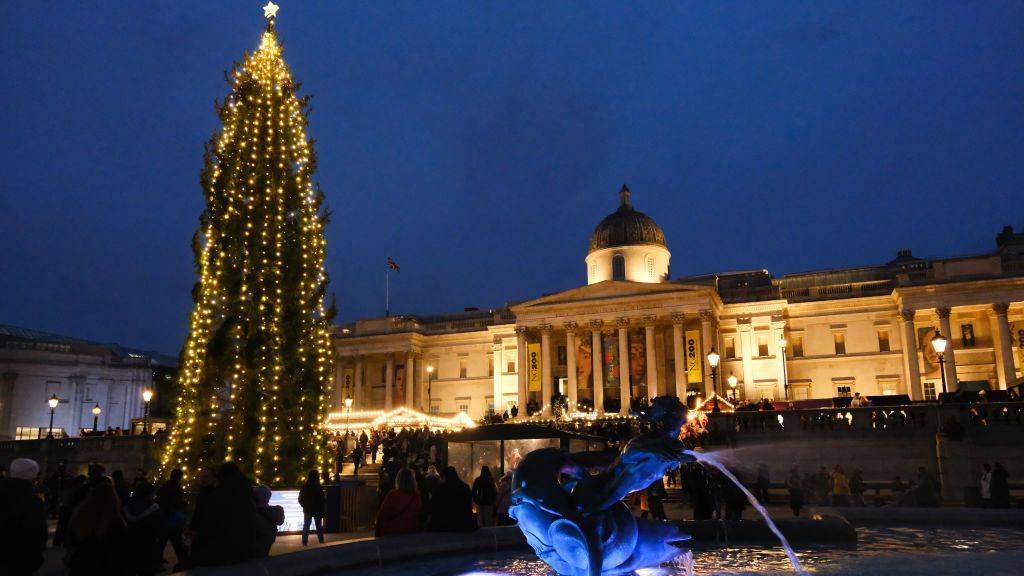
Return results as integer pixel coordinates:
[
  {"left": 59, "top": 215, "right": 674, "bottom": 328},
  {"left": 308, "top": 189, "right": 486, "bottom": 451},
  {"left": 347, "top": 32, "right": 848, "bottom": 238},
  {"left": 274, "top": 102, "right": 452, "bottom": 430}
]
[{"left": 162, "top": 3, "right": 334, "bottom": 486}]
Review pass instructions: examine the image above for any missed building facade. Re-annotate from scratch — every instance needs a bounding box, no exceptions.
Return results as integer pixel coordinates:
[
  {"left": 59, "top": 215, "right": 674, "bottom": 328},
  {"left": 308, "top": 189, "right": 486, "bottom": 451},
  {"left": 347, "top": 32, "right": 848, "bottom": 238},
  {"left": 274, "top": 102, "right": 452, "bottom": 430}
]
[
  {"left": 0, "top": 325, "right": 172, "bottom": 439},
  {"left": 333, "top": 186, "right": 1024, "bottom": 420}
]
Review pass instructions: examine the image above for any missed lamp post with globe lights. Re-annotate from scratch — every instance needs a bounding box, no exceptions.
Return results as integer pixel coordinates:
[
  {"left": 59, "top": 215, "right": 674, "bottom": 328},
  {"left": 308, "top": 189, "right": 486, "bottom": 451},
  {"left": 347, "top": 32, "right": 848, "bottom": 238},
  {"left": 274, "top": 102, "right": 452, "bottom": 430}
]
[
  {"left": 142, "top": 388, "right": 154, "bottom": 435},
  {"left": 707, "top": 348, "right": 721, "bottom": 412},
  {"left": 426, "top": 364, "right": 435, "bottom": 412},
  {"left": 91, "top": 404, "right": 102, "bottom": 433},
  {"left": 778, "top": 337, "right": 789, "bottom": 400},
  {"left": 931, "top": 332, "right": 949, "bottom": 396},
  {"left": 727, "top": 373, "right": 738, "bottom": 401},
  {"left": 47, "top": 394, "right": 60, "bottom": 439}
]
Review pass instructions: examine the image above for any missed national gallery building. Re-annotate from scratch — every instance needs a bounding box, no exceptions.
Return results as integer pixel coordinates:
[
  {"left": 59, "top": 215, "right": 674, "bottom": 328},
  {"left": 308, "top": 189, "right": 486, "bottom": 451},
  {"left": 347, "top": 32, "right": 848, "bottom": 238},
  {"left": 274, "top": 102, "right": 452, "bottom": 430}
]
[{"left": 328, "top": 186, "right": 1024, "bottom": 424}]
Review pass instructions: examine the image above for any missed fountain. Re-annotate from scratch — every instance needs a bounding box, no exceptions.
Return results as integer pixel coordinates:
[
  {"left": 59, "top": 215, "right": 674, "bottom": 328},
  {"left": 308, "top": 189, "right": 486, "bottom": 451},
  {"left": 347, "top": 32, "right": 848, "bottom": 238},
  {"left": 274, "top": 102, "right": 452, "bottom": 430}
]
[{"left": 509, "top": 396, "right": 805, "bottom": 576}]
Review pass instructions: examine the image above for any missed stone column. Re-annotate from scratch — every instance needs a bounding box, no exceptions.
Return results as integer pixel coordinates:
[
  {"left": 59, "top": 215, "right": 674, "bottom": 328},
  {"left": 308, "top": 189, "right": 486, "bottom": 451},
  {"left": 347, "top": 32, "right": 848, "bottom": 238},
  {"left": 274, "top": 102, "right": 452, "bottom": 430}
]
[
  {"left": 936, "top": 307, "right": 958, "bottom": 393},
  {"left": 540, "top": 324, "right": 554, "bottom": 416},
  {"left": 644, "top": 316, "right": 659, "bottom": 399},
  {"left": 772, "top": 319, "right": 787, "bottom": 400},
  {"left": 700, "top": 310, "right": 717, "bottom": 398},
  {"left": 564, "top": 322, "right": 578, "bottom": 411},
  {"left": 516, "top": 326, "right": 529, "bottom": 416},
  {"left": 899, "top": 310, "right": 922, "bottom": 401},
  {"left": 384, "top": 355, "right": 395, "bottom": 411},
  {"left": 617, "top": 317, "right": 631, "bottom": 415},
  {"left": 591, "top": 320, "right": 605, "bottom": 414},
  {"left": 0, "top": 372, "right": 17, "bottom": 440},
  {"left": 739, "top": 320, "right": 755, "bottom": 401},
  {"left": 671, "top": 313, "right": 686, "bottom": 398},
  {"left": 405, "top": 353, "right": 416, "bottom": 408},
  {"left": 353, "top": 357, "right": 363, "bottom": 409},
  {"left": 492, "top": 336, "right": 504, "bottom": 413},
  {"left": 991, "top": 303, "right": 1016, "bottom": 388}
]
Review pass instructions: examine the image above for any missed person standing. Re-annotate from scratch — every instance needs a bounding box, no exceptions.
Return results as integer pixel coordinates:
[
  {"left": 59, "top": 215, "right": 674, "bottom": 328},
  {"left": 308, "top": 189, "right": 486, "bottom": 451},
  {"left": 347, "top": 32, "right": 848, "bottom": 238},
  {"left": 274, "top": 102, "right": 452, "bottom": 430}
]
[
  {"left": 755, "top": 463, "right": 771, "bottom": 504},
  {"left": 428, "top": 467, "right": 477, "bottom": 532},
  {"left": 0, "top": 458, "right": 47, "bottom": 576},
  {"left": 495, "top": 470, "right": 514, "bottom": 525},
  {"left": 375, "top": 468, "right": 422, "bottom": 536},
  {"left": 123, "top": 481, "right": 167, "bottom": 576},
  {"left": 298, "top": 470, "right": 326, "bottom": 546},
  {"left": 65, "top": 482, "right": 129, "bottom": 576},
  {"left": 850, "top": 469, "right": 866, "bottom": 507},
  {"left": 186, "top": 462, "right": 257, "bottom": 568},
  {"left": 991, "top": 462, "right": 1010, "bottom": 509},
  {"left": 831, "top": 465, "right": 851, "bottom": 507},
  {"left": 471, "top": 466, "right": 498, "bottom": 527},
  {"left": 786, "top": 464, "right": 804, "bottom": 517},
  {"left": 156, "top": 468, "right": 188, "bottom": 566},
  {"left": 648, "top": 478, "right": 668, "bottom": 521},
  {"left": 252, "top": 485, "right": 285, "bottom": 558},
  {"left": 980, "top": 463, "right": 993, "bottom": 507}
]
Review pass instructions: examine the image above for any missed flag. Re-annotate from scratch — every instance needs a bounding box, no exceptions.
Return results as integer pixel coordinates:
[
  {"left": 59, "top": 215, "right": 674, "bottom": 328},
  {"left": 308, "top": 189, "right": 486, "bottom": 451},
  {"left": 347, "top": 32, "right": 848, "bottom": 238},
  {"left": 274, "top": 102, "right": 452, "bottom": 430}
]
[{"left": 387, "top": 257, "right": 400, "bottom": 272}]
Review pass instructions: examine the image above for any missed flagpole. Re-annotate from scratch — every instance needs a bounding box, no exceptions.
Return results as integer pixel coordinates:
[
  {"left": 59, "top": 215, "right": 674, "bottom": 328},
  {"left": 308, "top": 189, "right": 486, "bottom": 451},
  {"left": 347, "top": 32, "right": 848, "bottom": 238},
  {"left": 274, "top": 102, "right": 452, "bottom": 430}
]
[{"left": 385, "top": 264, "right": 390, "bottom": 317}]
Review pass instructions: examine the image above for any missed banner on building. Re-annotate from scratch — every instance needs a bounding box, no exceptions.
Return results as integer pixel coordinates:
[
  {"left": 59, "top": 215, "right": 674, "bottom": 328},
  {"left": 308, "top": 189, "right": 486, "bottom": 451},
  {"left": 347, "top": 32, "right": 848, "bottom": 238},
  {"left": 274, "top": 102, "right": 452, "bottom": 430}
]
[
  {"left": 602, "top": 333, "right": 619, "bottom": 386},
  {"left": 342, "top": 367, "right": 354, "bottom": 402},
  {"left": 685, "top": 329, "right": 703, "bottom": 384},
  {"left": 528, "top": 343, "right": 542, "bottom": 392},
  {"left": 393, "top": 365, "right": 406, "bottom": 407},
  {"left": 575, "top": 338, "right": 593, "bottom": 390},
  {"left": 629, "top": 329, "right": 647, "bottom": 390}
]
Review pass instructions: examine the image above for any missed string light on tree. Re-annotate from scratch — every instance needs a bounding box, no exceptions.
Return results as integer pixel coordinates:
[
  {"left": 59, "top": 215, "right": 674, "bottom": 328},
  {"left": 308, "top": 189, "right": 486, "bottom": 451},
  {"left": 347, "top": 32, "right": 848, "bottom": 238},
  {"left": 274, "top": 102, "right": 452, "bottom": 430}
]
[{"left": 162, "top": 3, "right": 335, "bottom": 486}]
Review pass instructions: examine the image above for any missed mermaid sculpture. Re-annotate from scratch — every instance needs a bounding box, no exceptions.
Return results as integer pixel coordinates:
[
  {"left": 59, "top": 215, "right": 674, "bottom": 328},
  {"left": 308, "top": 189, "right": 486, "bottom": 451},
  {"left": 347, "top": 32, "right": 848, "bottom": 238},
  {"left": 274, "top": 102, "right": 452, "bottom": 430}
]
[{"left": 509, "top": 396, "right": 694, "bottom": 576}]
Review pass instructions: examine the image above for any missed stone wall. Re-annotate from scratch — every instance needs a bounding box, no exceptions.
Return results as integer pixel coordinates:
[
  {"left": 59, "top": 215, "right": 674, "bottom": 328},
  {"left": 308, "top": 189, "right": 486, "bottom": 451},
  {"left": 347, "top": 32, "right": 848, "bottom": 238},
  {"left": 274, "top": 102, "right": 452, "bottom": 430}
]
[{"left": 0, "top": 435, "right": 159, "bottom": 477}]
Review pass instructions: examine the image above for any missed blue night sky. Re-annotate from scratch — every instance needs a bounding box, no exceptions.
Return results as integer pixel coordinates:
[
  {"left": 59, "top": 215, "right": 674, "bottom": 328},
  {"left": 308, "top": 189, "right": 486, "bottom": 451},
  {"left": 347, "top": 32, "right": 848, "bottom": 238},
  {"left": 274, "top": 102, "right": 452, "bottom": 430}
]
[{"left": 1, "top": 1, "right": 1022, "bottom": 355}]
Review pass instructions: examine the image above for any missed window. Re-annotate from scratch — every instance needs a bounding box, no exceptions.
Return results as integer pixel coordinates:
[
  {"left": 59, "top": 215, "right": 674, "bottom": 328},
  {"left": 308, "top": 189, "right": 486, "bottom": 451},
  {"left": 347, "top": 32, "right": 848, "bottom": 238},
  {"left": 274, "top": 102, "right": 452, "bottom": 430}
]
[
  {"left": 429, "top": 403, "right": 441, "bottom": 414},
  {"left": 834, "top": 332, "right": 846, "bottom": 355},
  {"left": 792, "top": 386, "right": 810, "bottom": 401},
  {"left": 961, "top": 323, "right": 975, "bottom": 347},
  {"left": 757, "top": 334, "right": 769, "bottom": 357},
  {"left": 488, "top": 355, "right": 494, "bottom": 377},
  {"left": 457, "top": 402, "right": 469, "bottom": 413},
  {"left": 459, "top": 359, "right": 468, "bottom": 379},
  {"left": 877, "top": 329, "right": 890, "bottom": 352},
  {"left": 791, "top": 335, "right": 804, "bottom": 357},
  {"left": 724, "top": 336, "right": 736, "bottom": 359},
  {"left": 612, "top": 254, "right": 625, "bottom": 281},
  {"left": 16, "top": 427, "right": 63, "bottom": 440},
  {"left": 836, "top": 384, "right": 853, "bottom": 397},
  {"left": 505, "top": 349, "right": 516, "bottom": 373},
  {"left": 878, "top": 379, "right": 898, "bottom": 396},
  {"left": 922, "top": 381, "right": 937, "bottom": 401}
]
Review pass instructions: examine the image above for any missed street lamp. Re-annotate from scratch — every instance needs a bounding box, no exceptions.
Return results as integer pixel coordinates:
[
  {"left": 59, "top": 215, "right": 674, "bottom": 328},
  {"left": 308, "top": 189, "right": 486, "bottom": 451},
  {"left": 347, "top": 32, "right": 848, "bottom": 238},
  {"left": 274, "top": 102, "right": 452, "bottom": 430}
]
[
  {"left": 426, "top": 364, "right": 435, "bottom": 413},
  {"left": 91, "top": 404, "right": 102, "bottom": 433},
  {"left": 707, "top": 348, "right": 721, "bottom": 412},
  {"left": 142, "top": 388, "right": 154, "bottom": 435},
  {"left": 778, "top": 337, "right": 789, "bottom": 400},
  {"left": 344, "top": 396, "right": 353, "bottom": 435},
  {"left": 727, "top": 373, "right": 738, "bottom": 401},
  {"left": 47, "top": 394, "right": 59, "bottom": 439},
  {"left": 931, "top": 331, "right": 949, "bottom": 396}
]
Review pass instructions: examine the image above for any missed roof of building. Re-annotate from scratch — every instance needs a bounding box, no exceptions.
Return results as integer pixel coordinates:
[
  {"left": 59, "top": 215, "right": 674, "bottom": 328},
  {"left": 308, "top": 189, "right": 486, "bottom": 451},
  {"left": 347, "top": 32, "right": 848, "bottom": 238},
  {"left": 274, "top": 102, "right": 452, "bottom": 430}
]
[
  {"left": 588, "top": 185, "right": 667, "bottom": 254},
  {"left": 0, "top": 324, "right": 178, "bottom": 367}
]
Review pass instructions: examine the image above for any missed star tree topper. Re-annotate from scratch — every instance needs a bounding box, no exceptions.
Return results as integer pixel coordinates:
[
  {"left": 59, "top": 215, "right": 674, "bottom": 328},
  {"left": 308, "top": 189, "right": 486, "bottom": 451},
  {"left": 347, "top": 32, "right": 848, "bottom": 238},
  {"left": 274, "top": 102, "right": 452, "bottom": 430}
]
[{"left": 263, "top": 1, "right": 279, "bottom": 20}]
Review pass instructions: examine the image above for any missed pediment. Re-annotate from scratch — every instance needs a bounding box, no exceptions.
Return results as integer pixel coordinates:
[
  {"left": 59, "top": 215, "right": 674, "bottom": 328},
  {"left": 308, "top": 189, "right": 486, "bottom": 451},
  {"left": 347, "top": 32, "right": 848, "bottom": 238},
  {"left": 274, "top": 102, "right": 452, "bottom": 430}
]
[{"left": 512, "top": 280, "right": 711, "bottom": 311}]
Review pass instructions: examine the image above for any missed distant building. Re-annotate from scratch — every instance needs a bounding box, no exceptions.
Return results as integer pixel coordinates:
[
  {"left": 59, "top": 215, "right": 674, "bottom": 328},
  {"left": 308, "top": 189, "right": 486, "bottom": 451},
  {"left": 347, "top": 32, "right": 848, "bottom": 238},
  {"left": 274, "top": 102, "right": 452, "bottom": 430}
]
[
  {"left": 331, "top": 186, "right": 1024, "bottom": 421},
  {"left": 0, "top": 325, "right": 177, "bottom": 440}
]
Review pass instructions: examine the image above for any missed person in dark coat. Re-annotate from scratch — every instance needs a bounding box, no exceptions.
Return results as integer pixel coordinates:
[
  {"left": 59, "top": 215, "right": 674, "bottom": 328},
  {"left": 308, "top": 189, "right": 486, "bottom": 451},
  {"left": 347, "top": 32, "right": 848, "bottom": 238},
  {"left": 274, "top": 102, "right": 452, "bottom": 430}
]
[
  {"left": 0, "top": 458, "right": 48, "bottom": 576},
  {"left": 156, "top": 468, "right": 188, "bottom": 566},
  {"left": 111, "top": 469, "right": 132, "bottom": 509},
  {"left": 123, "top": 481, "right": 166, "bottom": 576},
  {"left": 428, "top": 466, "right": 477, "bottom": 532},
  {"left": 65, "top": 481, "right": 129, "bottom": 576},
  {"left": 991, "top": 462, "right": 1011, "bottom": 509},
  {"left": 186, "top": 462, "right": 257, "bottom": 567},
  {"left": 252, "top": 485, "right": 285, "bottom": 557},
  {"left": 471, "top": 466, "right": 497, "bottom": 527},
  {"left": 298, "top": 470, "right": 326, "bottom": 546},
  {"left": 722, "top": 469, "right": 748, "bottom": 521}
]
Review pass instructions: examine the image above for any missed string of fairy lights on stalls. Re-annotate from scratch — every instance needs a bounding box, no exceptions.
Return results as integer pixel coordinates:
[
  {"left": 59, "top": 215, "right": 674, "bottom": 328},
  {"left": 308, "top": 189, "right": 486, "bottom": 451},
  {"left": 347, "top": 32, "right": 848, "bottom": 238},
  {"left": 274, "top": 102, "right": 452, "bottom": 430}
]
[
  {"left": 323, "top": 407, "right": 478, "bottom": 433},
  {"left": 162, "top": 4, "right": 333, "bottom": 486}
]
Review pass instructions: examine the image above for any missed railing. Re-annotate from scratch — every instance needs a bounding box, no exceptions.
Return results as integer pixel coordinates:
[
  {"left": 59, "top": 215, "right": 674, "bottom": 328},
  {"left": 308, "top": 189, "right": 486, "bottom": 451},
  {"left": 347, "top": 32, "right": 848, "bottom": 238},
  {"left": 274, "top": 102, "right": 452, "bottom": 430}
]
[{"left": 701, "top": 401, "right": 1024, "bottom": 446}]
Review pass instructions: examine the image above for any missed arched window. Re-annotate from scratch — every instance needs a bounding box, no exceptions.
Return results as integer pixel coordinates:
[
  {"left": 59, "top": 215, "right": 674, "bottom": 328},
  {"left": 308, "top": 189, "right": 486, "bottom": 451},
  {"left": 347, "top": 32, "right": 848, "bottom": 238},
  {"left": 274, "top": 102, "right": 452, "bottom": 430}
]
[{"left": 612, "top": 254, "right": 626, "bottom": 281}]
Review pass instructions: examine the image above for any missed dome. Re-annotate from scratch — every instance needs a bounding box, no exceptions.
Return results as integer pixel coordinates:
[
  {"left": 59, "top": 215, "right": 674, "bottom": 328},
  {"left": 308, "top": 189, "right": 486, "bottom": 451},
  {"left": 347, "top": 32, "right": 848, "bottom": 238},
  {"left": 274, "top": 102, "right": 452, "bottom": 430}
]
[{"left": 588, "top": 185, "right": 666, "bottom": 254}]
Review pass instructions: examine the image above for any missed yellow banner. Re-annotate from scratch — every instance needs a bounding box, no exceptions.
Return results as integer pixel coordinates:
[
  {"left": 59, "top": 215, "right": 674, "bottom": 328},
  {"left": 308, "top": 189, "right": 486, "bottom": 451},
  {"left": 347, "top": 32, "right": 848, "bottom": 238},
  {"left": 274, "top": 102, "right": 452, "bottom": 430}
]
[
  {"left": 1015, "top": 323, "right": 1024, "bottom": 369},
  {"left": 342, "top": 367, "right": 354, "bottom": 402},
  {"left": 685, "top": 329, "right": 703, "bottom": 384},
  {"left": 528, "top": 343, "right": 542, "bottom": 392}
]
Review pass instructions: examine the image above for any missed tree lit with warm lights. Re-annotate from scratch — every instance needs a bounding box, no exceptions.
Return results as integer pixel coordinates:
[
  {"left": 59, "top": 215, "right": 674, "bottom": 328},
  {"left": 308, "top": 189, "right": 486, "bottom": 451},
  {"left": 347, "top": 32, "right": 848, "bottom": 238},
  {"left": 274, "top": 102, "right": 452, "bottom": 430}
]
[{"left": 162, "top": 6, "right": 334, "bottom": 486}]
